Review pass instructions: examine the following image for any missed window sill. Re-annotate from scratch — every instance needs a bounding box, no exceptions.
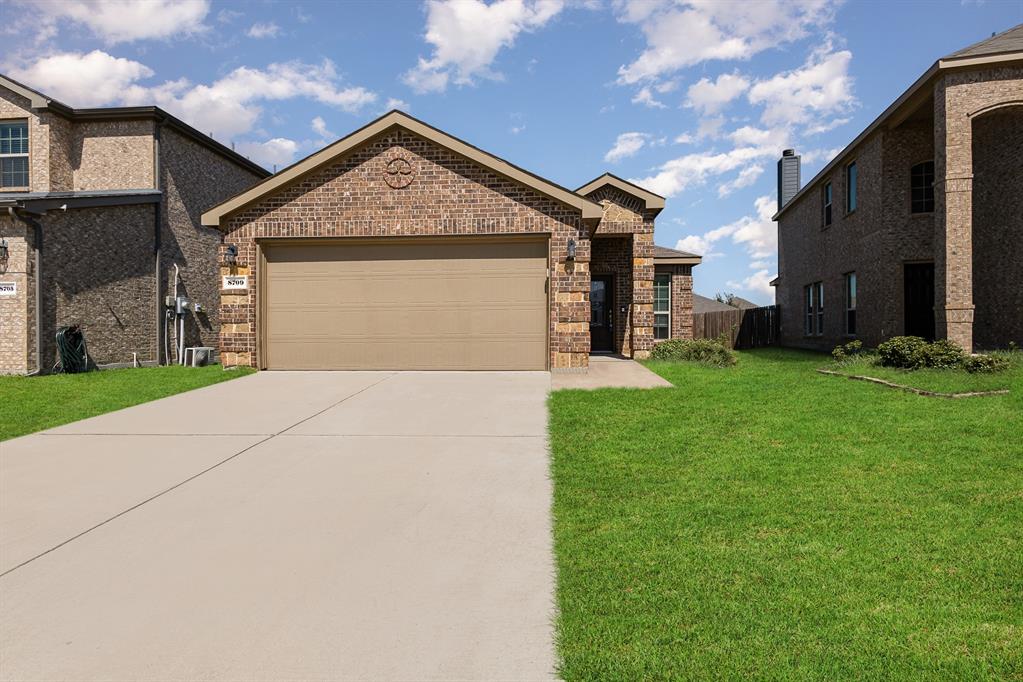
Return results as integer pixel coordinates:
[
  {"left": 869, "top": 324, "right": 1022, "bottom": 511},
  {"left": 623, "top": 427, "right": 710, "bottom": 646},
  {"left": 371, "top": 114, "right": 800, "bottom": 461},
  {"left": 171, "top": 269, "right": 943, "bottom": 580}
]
[{"left": 0, "top": 188, "right": 29, "bottom": 193}]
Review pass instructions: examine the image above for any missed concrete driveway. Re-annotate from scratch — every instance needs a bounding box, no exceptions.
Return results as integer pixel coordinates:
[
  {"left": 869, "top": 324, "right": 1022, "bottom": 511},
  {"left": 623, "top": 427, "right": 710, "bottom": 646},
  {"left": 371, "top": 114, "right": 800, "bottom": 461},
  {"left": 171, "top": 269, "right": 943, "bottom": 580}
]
[{"left": 0, "top": 371, "right": 555, "bottom": 681}]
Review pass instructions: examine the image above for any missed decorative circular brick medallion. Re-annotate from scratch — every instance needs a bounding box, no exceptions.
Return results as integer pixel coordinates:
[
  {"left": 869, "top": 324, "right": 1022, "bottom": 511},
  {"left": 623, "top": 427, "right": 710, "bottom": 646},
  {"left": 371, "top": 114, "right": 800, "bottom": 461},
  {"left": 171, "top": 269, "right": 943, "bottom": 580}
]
[{"left": 384, "top": 157, "right": 415, "bottom": 188}]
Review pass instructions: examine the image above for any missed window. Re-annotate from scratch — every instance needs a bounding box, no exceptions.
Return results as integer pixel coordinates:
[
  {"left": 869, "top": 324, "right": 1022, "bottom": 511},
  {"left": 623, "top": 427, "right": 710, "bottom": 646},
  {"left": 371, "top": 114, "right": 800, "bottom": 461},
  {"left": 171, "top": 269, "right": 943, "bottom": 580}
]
[
  {"left": 846, "top": 161, "right": 857, "bottom": 213},
  {"left": 654, "top": 273, "right": 671, "bottom": 340},
  {"left": 845, "top": 272, "right": 857, "bottom": 335},
  {"left": 805, "top": 281, "right": 824, "bottom": 336},
  {"left": 911, "top": 160, "right": 934, "bottom": 213},
  {"left": 822, "top": 181, "right": 833, "bottom": 226},
  {"left": 0, "top": 121, "right": 29, "bottom": 189}
]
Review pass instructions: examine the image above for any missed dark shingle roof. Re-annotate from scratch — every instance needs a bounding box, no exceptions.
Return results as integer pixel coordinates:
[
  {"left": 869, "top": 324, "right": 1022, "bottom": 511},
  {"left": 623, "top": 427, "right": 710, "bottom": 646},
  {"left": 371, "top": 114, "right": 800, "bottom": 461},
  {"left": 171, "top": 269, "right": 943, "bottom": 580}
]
[
  {"left": 944, "top": 23, "right": 1023, "bottom": 60},
  {"left": 693, "top": 294, "right": 735, "bottom": 314},
  {"left": 653, "top": 245, "right": 700, "bottom": 260}
]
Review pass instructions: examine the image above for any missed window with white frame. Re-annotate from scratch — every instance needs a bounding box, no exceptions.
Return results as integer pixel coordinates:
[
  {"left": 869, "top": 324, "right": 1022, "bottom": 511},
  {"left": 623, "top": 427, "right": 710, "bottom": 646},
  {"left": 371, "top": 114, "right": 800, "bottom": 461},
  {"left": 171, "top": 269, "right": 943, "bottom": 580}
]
[
  {"left": 845, "top": 272, "right": 857, "bottom": 336},
  {"left": 654, "top": 273, "right": 671, "bottom": 340},
  {"left": 0, "top": 121, "right": 29, "bottom": 189},
  {"left": 805, "top": 281, "right": 824, "bottom": 336}
]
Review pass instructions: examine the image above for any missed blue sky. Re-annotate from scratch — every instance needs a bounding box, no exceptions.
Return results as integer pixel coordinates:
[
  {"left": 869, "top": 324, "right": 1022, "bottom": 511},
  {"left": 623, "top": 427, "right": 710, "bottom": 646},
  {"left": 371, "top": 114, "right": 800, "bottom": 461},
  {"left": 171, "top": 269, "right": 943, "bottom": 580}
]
[{"left": 3, "top": 0, "right": 1021, "bottom": 303}]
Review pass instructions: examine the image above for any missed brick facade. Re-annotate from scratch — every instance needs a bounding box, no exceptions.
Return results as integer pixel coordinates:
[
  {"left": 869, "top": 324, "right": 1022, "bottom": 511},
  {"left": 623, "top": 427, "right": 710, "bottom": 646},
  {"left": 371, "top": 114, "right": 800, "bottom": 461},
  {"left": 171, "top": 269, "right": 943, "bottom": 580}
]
[
  {"left": 0, "top": 79, "right": 266, "bottom": 373},
  {"left": 776, "top": 61, "right": 1023, "bottom": 351},
  {"left": 219, "top": 129, "right": 590, "bottom": 370}
]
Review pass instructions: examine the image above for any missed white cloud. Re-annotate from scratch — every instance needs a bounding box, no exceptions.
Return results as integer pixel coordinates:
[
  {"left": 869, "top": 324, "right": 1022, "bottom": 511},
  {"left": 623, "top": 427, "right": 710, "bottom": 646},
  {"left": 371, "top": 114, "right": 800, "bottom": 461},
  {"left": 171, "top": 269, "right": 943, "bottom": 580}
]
[
  {"left": 235, "top": 138, "right": 299, "bottom": 169},
  {"left": 717, "top": 164, "right": 764, "bottom": 197},
  {"left": 676, "top": 194, "right": 777, "bottom": 263},
  {"left": 11, "top": 51, "right": 377, "bottom": 140},
  {"left": 385, "top": 97, "right": 410, "bottom": 111},
  {"left": 510, "top": 125, "right": 526, "bottom": 134},
  {"left": 727, "top": 269, "right": 776, "bottom": 300},
  {"left": 604, "top": 132, "right": 652, "bottom": 162},
  {"left": 30, "top": 0, "right": 210, "bottom": 44},
  {"left": 696, "top": 115, "right": 725, "bottom": 140},
  {"left": 403, "top": 0, "right": 564, "bottom": 93},
  {"left": 615, "top": 0, "right": 838, "bottom": 84},
  {"left": 631, "top": 86, "right": 666, "bottom": 108},
  {"left": 8, "top": 50, "right": 154, "bottom": 107},
  {"left": 311, "top": 116, "right": 336, "bottom": 141},
  {"left": 748, "top": 46, "right": 855, "bottom": 128},
  {"left": 674, "top": 132, "right": 695, "bottom": 144},
  {"left": 685, "top": 71, "right": 750, "bottom": 115},
  {"left": 246, "top": 22, "right": 280, "bottom": 38}
]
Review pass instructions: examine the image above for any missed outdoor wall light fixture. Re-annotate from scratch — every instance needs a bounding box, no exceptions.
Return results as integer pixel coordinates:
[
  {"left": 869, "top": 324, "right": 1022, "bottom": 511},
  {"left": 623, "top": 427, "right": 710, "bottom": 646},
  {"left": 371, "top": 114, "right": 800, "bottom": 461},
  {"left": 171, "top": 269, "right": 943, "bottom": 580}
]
[
  {"left": 566, "top": 238, "right": 576, "bottom": 262},
  {"left": 224, "top": 244, "right": 238, "bottom": 266},
  {"left": 0, "top": 238, "right": 8, "bottom": 262}
]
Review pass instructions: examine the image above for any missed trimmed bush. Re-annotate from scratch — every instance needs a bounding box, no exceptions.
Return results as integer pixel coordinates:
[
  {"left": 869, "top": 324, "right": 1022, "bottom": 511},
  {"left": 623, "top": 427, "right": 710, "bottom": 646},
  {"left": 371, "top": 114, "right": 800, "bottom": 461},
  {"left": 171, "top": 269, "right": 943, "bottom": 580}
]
[
  {"left": 876, "top": 336, "right": 930, "bottom": 369},
  {"left": 876, "top": 336, "right": 1007, "bottom": 373},
  {"left": 831, "top": 340, "right": 864, "bottom": 362},
  {"left": 649, "top": 338, "right": 737, "bottom": 367},
  {"left": 962, "top": 354, "right": 1009, "bottom": 374}
]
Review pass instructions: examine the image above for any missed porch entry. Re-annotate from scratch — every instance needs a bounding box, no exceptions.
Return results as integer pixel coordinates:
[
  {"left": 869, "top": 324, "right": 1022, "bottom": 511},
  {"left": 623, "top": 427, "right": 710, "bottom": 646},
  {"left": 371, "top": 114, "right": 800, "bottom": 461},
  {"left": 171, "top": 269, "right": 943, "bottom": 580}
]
[
  {"left": 590, "top": 275, "right": 614, "bottom": 352},
  {"left": 904, "top": 262, "right": 935, "bottom": 340}
]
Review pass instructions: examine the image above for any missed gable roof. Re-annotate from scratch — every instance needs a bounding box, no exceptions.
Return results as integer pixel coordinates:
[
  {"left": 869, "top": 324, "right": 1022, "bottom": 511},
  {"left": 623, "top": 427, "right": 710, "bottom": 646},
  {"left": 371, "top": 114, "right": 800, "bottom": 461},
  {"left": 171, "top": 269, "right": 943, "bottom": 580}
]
[
  {"left": 945, "top": 23, "right": 1023, "bottom": 60},
  {"left": 202, "top": 110, "right": 604, "bottom": 227},
  {"left": 653, "top": 245, "right": 701, "bottom": 265},
  {"left": 772, "top": 22, "right": 1023, "bottom": 222},
  {"left": 0, "top": 73, "right": 269, "bottom": 179},
  {"left": 576, "top": 173, "right": 666, "bottom": 212}
]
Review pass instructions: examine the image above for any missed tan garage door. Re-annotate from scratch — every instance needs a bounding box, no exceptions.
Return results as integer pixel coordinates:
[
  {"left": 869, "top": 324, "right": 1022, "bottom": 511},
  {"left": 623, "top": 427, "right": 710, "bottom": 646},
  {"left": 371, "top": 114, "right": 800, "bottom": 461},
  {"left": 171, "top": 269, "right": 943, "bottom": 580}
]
[{"left": 262, "top": 238, "right": 549, "bottom": 370}]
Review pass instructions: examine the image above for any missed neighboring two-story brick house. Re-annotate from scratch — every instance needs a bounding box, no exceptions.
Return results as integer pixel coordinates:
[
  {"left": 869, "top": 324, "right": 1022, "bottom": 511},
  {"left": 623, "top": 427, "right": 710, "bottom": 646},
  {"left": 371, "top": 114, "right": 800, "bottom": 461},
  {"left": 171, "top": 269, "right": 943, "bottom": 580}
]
[
  {"left": 201, "top": 112, "right": 699, "bottom": 371},
  {"left": 0, "top": 75, "right": 268, "bottom": 374},
  {"left": 772, "top": 25, "right": 1023, "bottom": 352}
]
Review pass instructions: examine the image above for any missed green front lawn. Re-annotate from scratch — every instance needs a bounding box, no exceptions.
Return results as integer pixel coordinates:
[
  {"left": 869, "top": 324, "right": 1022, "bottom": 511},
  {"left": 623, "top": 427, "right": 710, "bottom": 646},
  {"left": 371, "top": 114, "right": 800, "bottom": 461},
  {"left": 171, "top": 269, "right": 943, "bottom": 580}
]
[
  {"left": 550, "top": 348, "right": 1022, "bottom": 680},
  {"left": 1, "top": 365, "right": 255, "bottom": 441}
]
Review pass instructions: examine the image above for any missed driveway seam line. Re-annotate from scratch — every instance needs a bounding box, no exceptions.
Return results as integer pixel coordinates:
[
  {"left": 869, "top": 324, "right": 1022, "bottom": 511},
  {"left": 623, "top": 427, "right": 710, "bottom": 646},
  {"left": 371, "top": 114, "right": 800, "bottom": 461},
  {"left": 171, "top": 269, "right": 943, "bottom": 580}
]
[{"left": 0, "top": 373, "right": 399, "bottom": 579}]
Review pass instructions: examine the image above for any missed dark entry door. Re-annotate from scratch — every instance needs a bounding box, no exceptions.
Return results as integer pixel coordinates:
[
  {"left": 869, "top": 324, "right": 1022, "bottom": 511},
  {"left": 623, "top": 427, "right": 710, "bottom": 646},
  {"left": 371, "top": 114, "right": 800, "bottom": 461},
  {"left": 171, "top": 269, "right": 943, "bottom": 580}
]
[
  {"left": 904, "top": 262, "right": 935, "bottom": 340},
  {"left": 590, "top": 276, "right": 614, "bottom": 352}
]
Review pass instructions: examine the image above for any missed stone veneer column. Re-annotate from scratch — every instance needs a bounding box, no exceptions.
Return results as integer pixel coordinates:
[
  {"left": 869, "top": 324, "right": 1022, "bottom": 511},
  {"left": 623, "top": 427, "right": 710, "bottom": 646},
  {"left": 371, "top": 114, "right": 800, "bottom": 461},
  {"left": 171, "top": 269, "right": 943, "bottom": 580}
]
[
  {"left": 933, "top": 76, "right": 974, "bottom": 351},
  {"left": 631, "top": 232, "right": 654, "bottom": 358}
]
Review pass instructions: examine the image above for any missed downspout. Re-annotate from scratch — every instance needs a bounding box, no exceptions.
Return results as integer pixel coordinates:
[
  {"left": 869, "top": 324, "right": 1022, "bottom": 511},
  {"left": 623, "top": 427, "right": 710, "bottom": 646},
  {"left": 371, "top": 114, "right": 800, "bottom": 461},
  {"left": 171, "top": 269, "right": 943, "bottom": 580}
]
[
  {"left": 8, "top": 207, "right": 42, "bottom": 375},
  {"left": 153, "top": 119, "right": 164, "bottom": 365}
]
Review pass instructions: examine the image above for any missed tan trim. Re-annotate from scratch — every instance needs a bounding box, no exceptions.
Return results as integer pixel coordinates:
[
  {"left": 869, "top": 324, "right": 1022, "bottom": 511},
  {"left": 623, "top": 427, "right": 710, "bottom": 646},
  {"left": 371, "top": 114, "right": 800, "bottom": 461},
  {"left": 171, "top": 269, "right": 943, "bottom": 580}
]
[
  {"left": 202, "top": 111, "right": 603, "bottom": 227},
  {"left": 653, "top": 257, "right": 701, "bottom": 265},
  {"left": 576, "top": 172, "right": 666, "bottom": 211},
  {"left": 257, "top": 243, "right": 268, "bottom": 369},
  {"left": 773, "top": 49, "right": 1023, "bottom": 221}
]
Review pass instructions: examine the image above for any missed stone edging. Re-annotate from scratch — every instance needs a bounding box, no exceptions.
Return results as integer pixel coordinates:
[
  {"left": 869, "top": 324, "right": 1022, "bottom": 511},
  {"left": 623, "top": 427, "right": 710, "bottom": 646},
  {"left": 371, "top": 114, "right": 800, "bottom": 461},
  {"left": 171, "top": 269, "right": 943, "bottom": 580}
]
[{"left": 815, "top": 369, "right": 1010, "bottom": 399}]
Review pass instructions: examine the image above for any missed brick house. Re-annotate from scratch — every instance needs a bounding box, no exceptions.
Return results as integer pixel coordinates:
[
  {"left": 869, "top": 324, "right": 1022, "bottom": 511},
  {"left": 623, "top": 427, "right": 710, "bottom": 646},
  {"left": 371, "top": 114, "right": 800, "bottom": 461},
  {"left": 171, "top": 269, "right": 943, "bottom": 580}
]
[
  {"left": 0, "top": 75, "right": 269, "bottom": 374},
  {"left": 202, "top": 112, "right": 700, "bottom": 371},
  {"left": 772, "top": 25, "right": 1023, "bottom": 352}
]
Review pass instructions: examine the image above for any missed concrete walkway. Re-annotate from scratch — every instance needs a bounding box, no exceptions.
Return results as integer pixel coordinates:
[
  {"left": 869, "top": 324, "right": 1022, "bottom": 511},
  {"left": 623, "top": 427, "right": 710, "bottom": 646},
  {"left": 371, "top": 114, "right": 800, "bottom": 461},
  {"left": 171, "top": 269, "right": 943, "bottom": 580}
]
[
  {"left": 551, "top": 354, "right": 673, "bottom": 390},
  {"left": 0, "top": 371, "right": 555, "bottom": 681}
]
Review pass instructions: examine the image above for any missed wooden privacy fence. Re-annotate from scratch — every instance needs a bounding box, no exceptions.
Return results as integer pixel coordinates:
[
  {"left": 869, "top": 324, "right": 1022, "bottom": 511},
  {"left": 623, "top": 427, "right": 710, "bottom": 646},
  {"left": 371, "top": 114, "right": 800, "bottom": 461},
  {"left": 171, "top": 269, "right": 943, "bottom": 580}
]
[{"left": 692, "top": 305, "right": 780, "bottom": 349}]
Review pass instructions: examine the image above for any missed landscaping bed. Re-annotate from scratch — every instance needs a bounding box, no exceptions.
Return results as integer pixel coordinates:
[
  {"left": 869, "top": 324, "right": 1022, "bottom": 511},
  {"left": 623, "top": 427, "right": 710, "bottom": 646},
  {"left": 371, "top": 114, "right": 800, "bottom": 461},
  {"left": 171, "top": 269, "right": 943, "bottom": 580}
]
[
  {"left": 1, "top": 365, "right": 254, "bottom": 441},
  {"left": 550, "top": 348, "right": 1022, "bottom": 679}
]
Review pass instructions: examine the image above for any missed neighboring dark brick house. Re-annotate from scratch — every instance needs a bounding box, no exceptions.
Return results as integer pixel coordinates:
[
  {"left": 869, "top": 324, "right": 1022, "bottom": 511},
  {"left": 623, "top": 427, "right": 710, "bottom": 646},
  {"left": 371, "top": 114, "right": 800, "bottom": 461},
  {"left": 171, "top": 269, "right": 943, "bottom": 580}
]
[
  {"left": 0, "top": 74, "right": 268, "bottom": 374},
  {"left": 773, "top": 25, "right": 1023, "bottom": 352},
  {"left": 202, "top": 114, "right": 699, "bottom": 371}
]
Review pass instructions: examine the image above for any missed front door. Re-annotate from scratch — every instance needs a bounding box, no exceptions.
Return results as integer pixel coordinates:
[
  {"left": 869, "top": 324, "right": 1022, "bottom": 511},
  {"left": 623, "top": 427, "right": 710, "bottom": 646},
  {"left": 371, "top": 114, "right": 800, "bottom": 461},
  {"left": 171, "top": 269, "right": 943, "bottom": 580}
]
[
  {"left": 904, "top": 262, "right": 935, "bottom": 340},
  {"left": 590, "top": 275, "right": 614, "bottom": 352}
]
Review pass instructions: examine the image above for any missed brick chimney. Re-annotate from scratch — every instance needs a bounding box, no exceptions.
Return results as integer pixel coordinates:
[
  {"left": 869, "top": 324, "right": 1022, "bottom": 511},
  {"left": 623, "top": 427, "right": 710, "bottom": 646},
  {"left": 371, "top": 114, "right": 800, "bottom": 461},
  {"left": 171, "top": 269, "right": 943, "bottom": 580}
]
[{"left": 777, "top": 149, "right": 801, "bottom": 210}]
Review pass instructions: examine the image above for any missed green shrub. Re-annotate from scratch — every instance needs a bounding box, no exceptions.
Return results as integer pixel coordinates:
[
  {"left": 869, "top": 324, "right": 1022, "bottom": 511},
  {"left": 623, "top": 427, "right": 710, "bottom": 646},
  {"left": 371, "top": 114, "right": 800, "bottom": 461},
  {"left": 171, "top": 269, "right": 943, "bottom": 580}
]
[
  {"left": 650, "top": 338, "right": 737, "bottom": 367},
  {"left": 876, "top": 336, "right": 1007, "bottom": 373},
  {"left": 876, "top": 336, "right": 930, "bottom": 369},
  {"left": 962, "top": 354, "right": 1009, "bottom": 373},
  {"left": 916, "top": 339, "right": 966, "bottom": 369},
  {"left": 831, "top": 339, "right": 864, "bottom": 362}
]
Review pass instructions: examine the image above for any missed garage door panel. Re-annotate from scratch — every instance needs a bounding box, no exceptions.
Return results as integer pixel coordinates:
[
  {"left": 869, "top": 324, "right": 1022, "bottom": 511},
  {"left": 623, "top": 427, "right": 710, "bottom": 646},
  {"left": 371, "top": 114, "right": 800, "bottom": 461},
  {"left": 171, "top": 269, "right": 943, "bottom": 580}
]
[{"left": 264, "top": 239, "right": 548, "bottom": 370}]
